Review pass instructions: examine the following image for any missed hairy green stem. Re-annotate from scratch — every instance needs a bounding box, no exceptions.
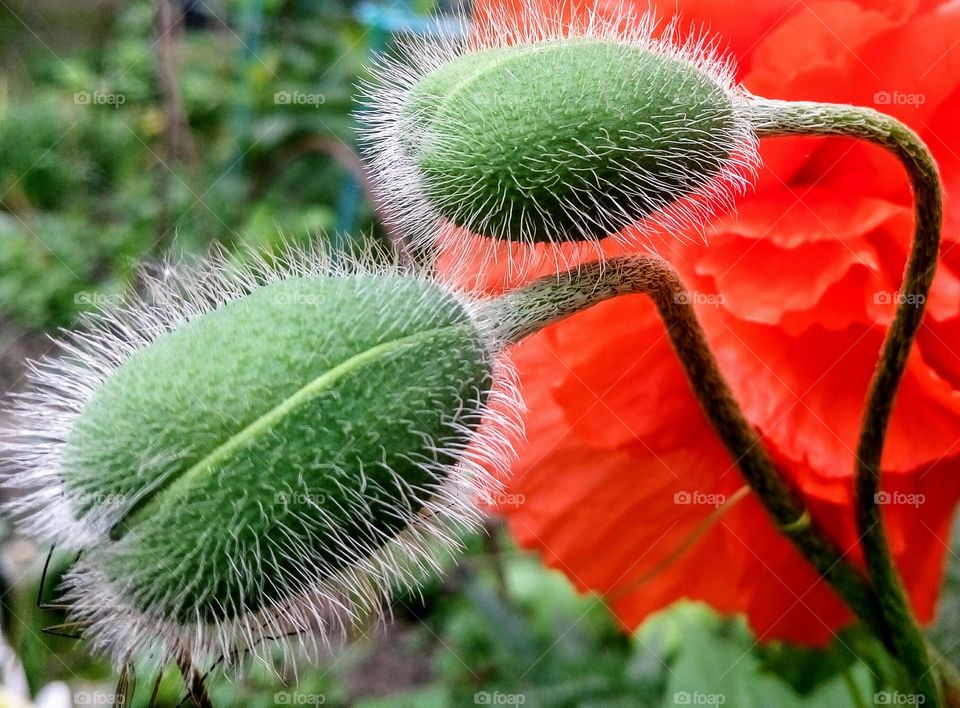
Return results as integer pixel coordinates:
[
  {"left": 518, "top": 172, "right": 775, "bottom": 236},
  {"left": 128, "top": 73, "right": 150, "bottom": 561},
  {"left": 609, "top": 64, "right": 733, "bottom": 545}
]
[
  {"left": 480, "top": 257, "right": 889, "bottom": 643},
  {"left": 748, "top": 97, "right": 944, "bottom": 707}
]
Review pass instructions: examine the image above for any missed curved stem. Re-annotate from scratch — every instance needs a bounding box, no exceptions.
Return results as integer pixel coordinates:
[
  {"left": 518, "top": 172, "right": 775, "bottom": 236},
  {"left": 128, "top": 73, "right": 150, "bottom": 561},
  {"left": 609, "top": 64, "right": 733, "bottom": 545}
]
[
  {"left": 479, "top": 256, "right": 889, "bottom": 643},
  {"left": 748, "top": 97, "right": 944, "bottom": 707}
]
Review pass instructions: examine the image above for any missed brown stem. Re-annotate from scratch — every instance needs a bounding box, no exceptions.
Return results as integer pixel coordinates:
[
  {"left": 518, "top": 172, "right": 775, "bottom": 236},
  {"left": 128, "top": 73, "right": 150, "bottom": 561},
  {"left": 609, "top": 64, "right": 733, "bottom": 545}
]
[
  {"left": 152, "top": 0, "right": 202, "bottom": 253},
  {"left": 175, "top": 647, "right": 213, "bottom": 708}
]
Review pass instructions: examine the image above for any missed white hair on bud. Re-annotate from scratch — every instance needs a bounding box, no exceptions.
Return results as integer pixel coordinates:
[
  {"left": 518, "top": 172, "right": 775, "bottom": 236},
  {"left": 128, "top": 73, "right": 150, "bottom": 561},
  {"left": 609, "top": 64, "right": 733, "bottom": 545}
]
[
  {"left": 0, "top": 240, "right": 524, "bottom": 674},
  {"left": 358, "top": 0, "right": 759, "bottom": 276}
]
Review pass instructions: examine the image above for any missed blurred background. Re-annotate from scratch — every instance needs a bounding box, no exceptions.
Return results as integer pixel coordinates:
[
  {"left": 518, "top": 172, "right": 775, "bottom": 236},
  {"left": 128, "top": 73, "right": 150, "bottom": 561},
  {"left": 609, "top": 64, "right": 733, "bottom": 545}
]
[{"left": 0, "top": 1, "right": 958, "bottom": 706}]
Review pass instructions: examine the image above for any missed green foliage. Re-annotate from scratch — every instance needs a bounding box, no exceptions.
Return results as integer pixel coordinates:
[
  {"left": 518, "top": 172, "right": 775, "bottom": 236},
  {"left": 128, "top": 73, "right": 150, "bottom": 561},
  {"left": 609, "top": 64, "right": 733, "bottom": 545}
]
[
  {"left": 0, "top": 0, "right": 384, "bottom": 331},
  {"left": 351, "top": 533, "right": 918, "bottom": 708}
]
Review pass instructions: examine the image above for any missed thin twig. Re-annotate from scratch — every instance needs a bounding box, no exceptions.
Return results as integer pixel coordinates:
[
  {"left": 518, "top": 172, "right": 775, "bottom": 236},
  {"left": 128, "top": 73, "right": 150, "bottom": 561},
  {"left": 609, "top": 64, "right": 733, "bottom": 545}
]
[
  {"left": 152, "top": 0, "right": 201, "bottom": 253},
  {"left": 175, "top": 646, "right": 214, "bottom": 708}
]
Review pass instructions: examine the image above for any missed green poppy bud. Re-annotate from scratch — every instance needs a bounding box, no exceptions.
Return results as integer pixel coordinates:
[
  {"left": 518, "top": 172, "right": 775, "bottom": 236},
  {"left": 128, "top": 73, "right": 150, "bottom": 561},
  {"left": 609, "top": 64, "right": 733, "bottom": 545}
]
[
  {"left": 362, "top": 7, "right": 757, "bottom": 250},
  {"left": 2, "top": 250, "right": 518, "bottom": 666}
]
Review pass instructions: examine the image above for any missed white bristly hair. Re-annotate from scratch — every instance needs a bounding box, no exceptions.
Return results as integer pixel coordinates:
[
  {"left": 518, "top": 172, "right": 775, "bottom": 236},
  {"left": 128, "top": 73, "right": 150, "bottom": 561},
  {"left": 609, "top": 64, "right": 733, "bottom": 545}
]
[
  {"left": 358, "top": 0, "right": 759, "bottom": 276},
  {"left": 0, "top": 241, "right": 524, "bottom": 674}
]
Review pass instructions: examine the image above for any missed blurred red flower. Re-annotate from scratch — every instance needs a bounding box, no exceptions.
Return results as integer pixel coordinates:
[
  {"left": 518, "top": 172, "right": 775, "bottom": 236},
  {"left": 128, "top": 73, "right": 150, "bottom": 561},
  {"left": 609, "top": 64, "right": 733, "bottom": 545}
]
[{"left": 459, "top": 0, "right": 960, "bottom": 644}]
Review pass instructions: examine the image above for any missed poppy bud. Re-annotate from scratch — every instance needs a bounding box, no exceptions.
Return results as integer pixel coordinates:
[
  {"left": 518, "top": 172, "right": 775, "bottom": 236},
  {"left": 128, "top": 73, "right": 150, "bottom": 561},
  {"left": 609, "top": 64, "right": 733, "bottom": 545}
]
[
  {"left": 362, "top": 5, "right": 758, "bottom": 250},
  {"left": 2, "top": 250, "right": 519, "bottom": 666}
]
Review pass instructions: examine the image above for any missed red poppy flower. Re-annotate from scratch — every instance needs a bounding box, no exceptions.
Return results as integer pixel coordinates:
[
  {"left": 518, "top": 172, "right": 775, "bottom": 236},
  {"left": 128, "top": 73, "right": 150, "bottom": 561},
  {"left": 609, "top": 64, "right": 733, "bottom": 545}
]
[{"left": 460, "top": 0, "right": 960, "bottom": 644}]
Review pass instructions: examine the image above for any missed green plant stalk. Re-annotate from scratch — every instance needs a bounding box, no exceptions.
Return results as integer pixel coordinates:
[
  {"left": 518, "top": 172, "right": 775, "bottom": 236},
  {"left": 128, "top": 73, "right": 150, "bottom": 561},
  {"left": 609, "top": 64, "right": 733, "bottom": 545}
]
[
  {"left": 748, "top": 97, "right": 944, "bottom": 708},
  {"left": 480, "top": 257, "right": 890, "bottom": 642}
]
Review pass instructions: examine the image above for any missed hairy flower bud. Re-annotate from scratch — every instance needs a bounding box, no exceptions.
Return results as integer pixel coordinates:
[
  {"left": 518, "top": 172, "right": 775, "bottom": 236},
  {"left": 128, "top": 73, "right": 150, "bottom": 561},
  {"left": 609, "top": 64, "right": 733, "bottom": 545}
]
[
  {"left": 1, "top": 248, "right": 520, "bottom": 667},
  {"left": 361, "top": 4, "right": 758, "bottom": 254}
]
